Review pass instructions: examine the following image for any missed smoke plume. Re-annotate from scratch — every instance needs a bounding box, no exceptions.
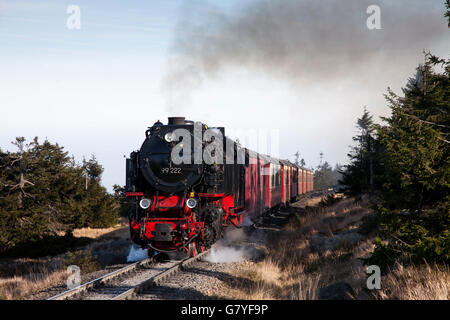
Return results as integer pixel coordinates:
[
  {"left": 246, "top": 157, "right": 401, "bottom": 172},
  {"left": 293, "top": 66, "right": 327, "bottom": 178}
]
[{"left": 163, "top": 0, "right": 448, "bottom": 112}]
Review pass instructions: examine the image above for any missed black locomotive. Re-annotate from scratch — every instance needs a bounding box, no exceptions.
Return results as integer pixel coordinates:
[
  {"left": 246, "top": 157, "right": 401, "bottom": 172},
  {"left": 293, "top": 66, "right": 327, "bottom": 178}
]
[{"left": 126, "top": 117, "right": 246, "bottom": 256}]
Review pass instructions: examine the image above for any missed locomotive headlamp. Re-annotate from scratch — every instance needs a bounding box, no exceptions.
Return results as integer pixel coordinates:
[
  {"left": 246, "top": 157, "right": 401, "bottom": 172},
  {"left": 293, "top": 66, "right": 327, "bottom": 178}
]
[
  {"left": 186, "top": 198, "right": 197, "bottom": 209},
  {"left": 164, "top": 132, "right": 175, "bottom": 142},
  {"left": 139, "top": 198, "right": 151, "bottom": 209}
]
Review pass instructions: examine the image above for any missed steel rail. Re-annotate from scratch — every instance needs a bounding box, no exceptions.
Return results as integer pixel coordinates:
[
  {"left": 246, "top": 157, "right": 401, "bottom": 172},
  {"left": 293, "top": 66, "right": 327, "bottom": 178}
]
[
  {"left": 47, "top": 255, "right": 156, "bottom": 300},
  {"left": 112, "top": 249, "right": 210, "bottom": 300}
]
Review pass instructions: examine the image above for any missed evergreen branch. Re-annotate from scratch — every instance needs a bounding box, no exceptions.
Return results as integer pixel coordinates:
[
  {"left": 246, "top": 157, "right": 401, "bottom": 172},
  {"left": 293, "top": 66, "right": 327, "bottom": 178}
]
[
  {"left": 437, "top": 136, "right": 450, "bottom": 144},
  {"left": 10, "top": 156, "right": 22, "bottom": 166},
  {"left": 398, "top": 110, "right": 450, "bottom": 128},
  {"left": 390, "top": 234, "right": 412, "bottom": 248}
]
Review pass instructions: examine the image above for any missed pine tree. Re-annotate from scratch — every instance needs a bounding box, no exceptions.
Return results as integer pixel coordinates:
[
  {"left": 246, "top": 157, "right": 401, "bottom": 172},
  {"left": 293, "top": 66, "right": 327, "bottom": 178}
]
[
  {"left": 0, "top": 138, "right": 118, "bottom": 257},
  {"left": 340, "top": 108, "right": 378, "bottom": 195},
  {"left": 294, "top": 151, "right": 300, "bottom": 166},
  {"left": 367, "top": 54, "right": 450, "bottom": 267},
  {"left": 378, "top": 55, "right": 449, "bottom": 211},
  {"left": 445, "top": 0, "right": 450, "bottom": 27},
  {"left": 113, "top": 184, "right": 130, "bottom": 217},
  {"left": 314, "top": 156, "right": 342, "bottom": 191}
]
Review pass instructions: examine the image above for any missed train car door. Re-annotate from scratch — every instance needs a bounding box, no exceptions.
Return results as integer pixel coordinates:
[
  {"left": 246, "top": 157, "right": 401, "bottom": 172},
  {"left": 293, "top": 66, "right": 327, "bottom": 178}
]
[
  {"left": 302, "top": 169, "right": 305, "bottom": 194},
  {"left": 306, "top": 171, "right": 309, "bottom": 192},
  {"left": 280, "top": 164, "right": 285, "bottom": 204},
  {"left": 292, "top": 166, "right": 298, "bottom": 200},
  {"left": 286, "top": 165, "right": 291, "bottom": 202},
  {"left": 263, "top": 159, "right": 271, "bottom": 210}
]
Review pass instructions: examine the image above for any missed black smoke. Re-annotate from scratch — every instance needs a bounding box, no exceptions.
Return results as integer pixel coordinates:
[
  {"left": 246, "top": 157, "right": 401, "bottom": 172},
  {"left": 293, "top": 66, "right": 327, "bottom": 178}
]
[{"left": 163, "top": 0, "right": 449, "bottom": 112}]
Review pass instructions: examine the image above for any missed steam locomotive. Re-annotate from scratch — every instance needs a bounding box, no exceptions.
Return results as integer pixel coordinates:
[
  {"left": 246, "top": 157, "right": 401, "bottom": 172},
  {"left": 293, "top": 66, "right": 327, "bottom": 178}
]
[{"left": 125, "top": 117, "right": 313, "bottom": 257}]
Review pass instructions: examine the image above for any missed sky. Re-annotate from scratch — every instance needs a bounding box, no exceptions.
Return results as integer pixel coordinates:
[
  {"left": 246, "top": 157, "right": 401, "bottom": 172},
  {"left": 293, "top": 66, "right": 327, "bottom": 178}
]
[{"left": 0, "top": 0, "right": 449, "bottom": 191}]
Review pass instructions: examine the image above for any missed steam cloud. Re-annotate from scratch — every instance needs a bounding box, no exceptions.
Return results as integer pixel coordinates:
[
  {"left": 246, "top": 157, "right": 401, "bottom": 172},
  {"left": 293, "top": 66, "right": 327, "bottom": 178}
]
[
  {"left": 205, "top": 245, "right": 249, "bottom": 263},
  {"left": 163, "top": 0, "right": 448, "bottom": 112},
  {"left": 127, "top": 245, "right": 148, "bottom": 262},
  {"left": 204, "top": 225, "right": 265, "bottom": 263}
]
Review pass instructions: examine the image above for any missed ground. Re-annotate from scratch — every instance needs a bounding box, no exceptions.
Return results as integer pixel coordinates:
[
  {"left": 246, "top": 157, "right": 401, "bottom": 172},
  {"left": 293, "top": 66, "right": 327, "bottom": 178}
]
[
  {"left": 206, "top": 193, "right": 376, "bottom": 300},
  {"left": 1, "top": 193, "right": 448, "bottom": 300}
]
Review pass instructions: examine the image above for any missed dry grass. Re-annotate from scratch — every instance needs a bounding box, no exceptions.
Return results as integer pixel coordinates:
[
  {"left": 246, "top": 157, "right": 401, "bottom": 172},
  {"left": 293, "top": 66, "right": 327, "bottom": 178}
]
[
  {"left": 0, "top": 249, "right": 103, "bottom": 300},
  {"left": 0, "top": 258, "right": 66, "bottom": 300},
  {"left": 217, "top": 194, "right": 449, "bottom": 300},
  {"left": 0, "top": 271, "right": 66, "bottom": 300},
  {"left": 72, "top": 225, "right": 128, "bottom": 239},
  {"left": 0, "top": 221, "right": 131, "bottom": 300},
  {"left": 377, "top": 263, "right": 449, "bottom": 300},
  {"left": 222, "top": 258, "right": 321, "bottom": 300},
  {"left": 72, "top": 219, "right": 128, "bottom": 239},
  {"left": 216, "top": 195, "right": 376, "bottom": 300}
]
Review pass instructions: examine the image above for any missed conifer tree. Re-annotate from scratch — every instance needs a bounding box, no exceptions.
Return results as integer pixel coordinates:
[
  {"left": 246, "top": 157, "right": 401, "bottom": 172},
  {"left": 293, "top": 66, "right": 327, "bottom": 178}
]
[
  {"left": 340, "top": 108, "right": 379, "bottom": 194},
  {"left": 0, "top": 138, "right": 118, "bottom": 257},
  {"left": 378, "top": 55, "right": 449, "bottom": 211},
  {"left": 445, "top": 0, "right": 450, "bottom": 26},
  {"left": 368, "top": 54, "right": 449, "bottom": 267}
]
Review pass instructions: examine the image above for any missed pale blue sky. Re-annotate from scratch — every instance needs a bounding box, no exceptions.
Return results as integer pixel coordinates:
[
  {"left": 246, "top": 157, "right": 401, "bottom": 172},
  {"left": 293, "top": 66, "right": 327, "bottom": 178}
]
[{"left": 1, "top": 0, "right": 449, "bottom": 191}]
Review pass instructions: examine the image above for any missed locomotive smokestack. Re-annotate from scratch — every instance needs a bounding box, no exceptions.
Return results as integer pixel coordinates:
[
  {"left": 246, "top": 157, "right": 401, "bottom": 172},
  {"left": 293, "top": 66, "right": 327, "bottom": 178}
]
[{"left": 168, "top": 117, "right": 185, "bottom": 125}]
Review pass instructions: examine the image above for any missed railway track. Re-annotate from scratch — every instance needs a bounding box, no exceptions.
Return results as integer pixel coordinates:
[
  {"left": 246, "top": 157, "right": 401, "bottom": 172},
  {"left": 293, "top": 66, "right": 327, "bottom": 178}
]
[{"left": 47, "top": 249, "right": 210, "bottom": 300}]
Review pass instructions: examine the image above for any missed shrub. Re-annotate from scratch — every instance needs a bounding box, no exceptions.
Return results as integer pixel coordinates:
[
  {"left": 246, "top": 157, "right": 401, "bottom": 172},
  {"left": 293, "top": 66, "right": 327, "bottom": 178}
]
[
  {"left": 364, "top": 204, "right": 449, "bottom": 270},
  {"left": 319, "top": 193, "right": 344, "bottom": 207},
  {"left": 64, "top": 250, "right": 100, "bottom": 274}
]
